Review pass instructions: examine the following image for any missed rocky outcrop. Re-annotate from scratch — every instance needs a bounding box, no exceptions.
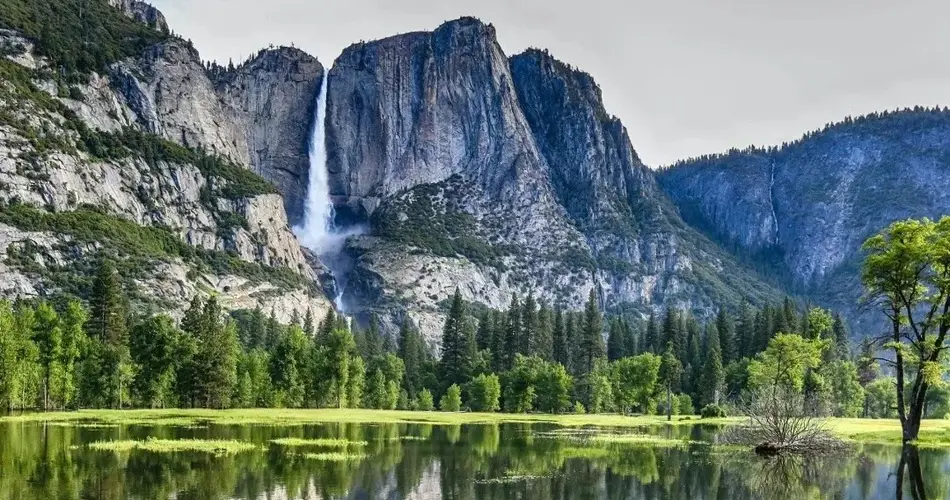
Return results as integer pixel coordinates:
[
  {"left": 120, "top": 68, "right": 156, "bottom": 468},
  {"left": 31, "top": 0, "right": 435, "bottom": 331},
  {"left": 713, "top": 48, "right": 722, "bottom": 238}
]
[
  {"left": 108, "top": 0, "right": 169, "bottom": 33},
  {"left": 657, "top": 109, "right": 950, "bottom": 331},
  {"left": 0, "top": 27, "right": 331, "bottom": 324},
  {"left": 216, "top": 48, "right": 325, "bottom": 225},
  {"left": 324, "top": 18, "right": 782, "bottom": 343},
  {"left": 111, "top": 39, "right": 252, "bottom": 166}
]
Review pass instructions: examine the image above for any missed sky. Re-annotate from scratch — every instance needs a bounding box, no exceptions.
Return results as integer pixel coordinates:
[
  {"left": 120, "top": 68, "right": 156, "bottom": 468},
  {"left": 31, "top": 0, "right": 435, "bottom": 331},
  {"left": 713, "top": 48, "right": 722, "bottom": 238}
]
[{"left": 151, "top": 0, "right": 950, "bottom": 167}]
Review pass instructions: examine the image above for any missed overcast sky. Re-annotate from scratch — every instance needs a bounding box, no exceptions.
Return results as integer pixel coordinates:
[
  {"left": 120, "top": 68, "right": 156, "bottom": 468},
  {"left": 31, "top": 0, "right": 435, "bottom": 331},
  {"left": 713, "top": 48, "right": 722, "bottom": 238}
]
[{"left": 152, "top": 0, "right": 950, "bottom": 167}]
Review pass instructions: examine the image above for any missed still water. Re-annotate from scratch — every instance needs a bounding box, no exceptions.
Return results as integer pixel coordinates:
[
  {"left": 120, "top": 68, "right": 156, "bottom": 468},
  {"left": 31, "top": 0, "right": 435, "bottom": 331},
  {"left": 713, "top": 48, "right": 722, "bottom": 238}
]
[{"left": 0, "top": 420, "right": 947, "bottom": 499}]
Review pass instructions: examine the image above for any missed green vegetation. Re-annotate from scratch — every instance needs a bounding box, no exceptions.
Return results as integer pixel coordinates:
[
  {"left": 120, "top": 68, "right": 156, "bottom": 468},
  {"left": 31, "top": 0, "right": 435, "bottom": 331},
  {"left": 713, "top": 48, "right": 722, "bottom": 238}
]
[
  {"left": 372, "top": 177, "right": 509, "bottom": 267},
  {"left": 270, "top": 438, "right": 368, "bottom": 448},
  {"left": 303, "top": 452, "right": 368, "bottom": 461},
  {"left": 0, "top": 204, "right": 309, "bottom": 296},
  {"left": 861, "top": 216, "right": 950, "bottom": 443},
  {"left": 88, "top": 438, "right": 256, "bottom": 455},
  {"left": 0, "top": 0, "right": 168, "bottom": 81}
]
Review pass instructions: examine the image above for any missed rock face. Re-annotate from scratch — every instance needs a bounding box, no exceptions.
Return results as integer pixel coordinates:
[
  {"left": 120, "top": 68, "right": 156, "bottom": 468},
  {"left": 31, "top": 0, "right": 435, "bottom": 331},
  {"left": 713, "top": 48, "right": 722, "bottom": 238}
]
[
  {"left": 108, "top": 0, "right": 169, "bottom": 33},
  {"left": 0, "top": 15, "right": 331, "bottom": 324},
  {"left": 325, "top": 19, "right": 782, "bottom": 343},
  {"left": 216, "top": 48, "right": 325, "bottom": 226},
  {"left": 657, "top": 109, "right": 950, "bottom": 332}
]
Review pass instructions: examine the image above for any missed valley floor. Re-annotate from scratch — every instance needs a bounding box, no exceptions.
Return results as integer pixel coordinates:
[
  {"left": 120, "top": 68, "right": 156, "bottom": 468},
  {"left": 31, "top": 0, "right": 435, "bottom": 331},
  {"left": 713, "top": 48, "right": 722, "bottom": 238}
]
[{"left": 4, "top": 409, "right": 950, "bottom": 446}]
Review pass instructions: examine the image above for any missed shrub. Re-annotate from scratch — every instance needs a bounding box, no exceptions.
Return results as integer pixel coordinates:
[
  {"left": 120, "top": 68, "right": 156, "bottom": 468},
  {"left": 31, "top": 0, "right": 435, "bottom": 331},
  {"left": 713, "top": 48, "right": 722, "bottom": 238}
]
[
  {"left": 466, "top": 373, "right": 501, "bottom": 412},
  {"left": 700, "top": 403, "right": 728, "bottom": 419},
  {"left": 675, "top": 393, "right": 694, "bottom": 415},
  {"left": 573, "top": 401, "right": 586, "bottom": 414},
  {"left": 439, "top": 384, "right": 462, "bottom": 412},
  {"left": 415, "top": 389, "right": 434, "bottom": 411}
]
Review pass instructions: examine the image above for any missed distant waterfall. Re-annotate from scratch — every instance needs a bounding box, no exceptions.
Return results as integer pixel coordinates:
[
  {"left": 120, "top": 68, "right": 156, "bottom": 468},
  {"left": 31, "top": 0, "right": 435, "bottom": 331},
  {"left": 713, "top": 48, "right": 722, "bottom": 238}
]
[
  {"left": 294, "top": 73, "right": 363, "bottom": 313},
  {"left": 296, "top": 73, "right": 333, "bottom": 251}
]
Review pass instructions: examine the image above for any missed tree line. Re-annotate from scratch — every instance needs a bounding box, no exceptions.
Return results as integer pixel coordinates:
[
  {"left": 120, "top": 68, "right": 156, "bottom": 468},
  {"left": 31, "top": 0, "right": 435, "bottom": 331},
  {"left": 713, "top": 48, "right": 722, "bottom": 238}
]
[{"left": 2, "top": 252, "right": 946, "bottom": 421}]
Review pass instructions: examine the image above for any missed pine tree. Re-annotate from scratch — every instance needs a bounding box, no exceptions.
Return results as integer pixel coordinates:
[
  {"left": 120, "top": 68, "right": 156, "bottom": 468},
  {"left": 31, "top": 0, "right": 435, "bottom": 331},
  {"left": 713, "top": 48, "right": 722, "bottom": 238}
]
[
  {"left": 303, "top": 309, "right": 314, "bottom": 336},
  {"left": 520, "top": 293, "right": 537, "bottom": 356},
  {"left": 439, "top": 289, "right": 469, "bottom": 389},
  {"left": 476, "top": 311, "right": 493, "bottom": 351},
  {"left": 607, "top": 318, "right": 625, "bottom": 361},
  {"left": 715, "top": 309, "right": 735, "bottom": 365},
  {"left": 88, "top": 260, "right": 126, "bottom": 345},
  {"left": 700, "top": 324, "right": 725, "bottom": 406},
  {"left": 580, "top": 290, "right": 605, "bottom": 379},
  {"left": 195, "top": 297, "right": 239, "bottom": 408},
  {"left": 661, "top": 307, "right": 683, "bottom": 358},
  {"left": 503, "top": 295, "right": 521, "bottom": 371},
  {"left": 832, "top": 314, "right": 849, "bottom": 359},
  {"left": 364, "top": 314, "right": 383, "bottom": 362},
  {"left": 645, "top": 312, "right": 659, "bottom": 353},
  {"left": 622, "top": 319, "right": 637, "bottom": 357},
  {"left": 552, "top": 308, "right": 569, "bottom": 368},
  {"left": 398, "top": 319, "right": 421, "bottom": 397},
  {"left": 737, "top": 303, "right": 756, "bottom": 359},
  {"left": 533, "top": 303, "right": 553, "bottom": 360}
]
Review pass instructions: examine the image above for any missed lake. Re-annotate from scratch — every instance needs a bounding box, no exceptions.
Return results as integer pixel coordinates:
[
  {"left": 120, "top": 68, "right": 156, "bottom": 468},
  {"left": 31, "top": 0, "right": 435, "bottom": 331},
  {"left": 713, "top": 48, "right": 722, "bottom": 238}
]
[{"left": 0, "top": 419, "right": 947, "bottom": 499}]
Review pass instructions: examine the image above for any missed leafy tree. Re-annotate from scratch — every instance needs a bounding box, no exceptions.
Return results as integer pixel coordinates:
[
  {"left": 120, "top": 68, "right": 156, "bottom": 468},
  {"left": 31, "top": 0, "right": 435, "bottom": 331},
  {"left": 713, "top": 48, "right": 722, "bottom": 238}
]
[
  {"left": 467, "top": 373, "right": 501, "bottom": 412},
  {"left": 611, "top": 353, "right": 661, "bottom": 414},
  {"left": 824, "top": 361, "right": 864, "bottom": 417},
  {"left": 32, "top": 301, "right": 62, "bottom": 410},
  {"left": 862, "top": 217, "right": 950, "bottom": 442},
  {"left": 747, "top": 334, "right": 827, "bottom": 393},
  {"left": 366, "top": 368, "right": 389, "bottom": 409},
  {"left": 502, "top": 355, "right": 573, "bottom": 413},
  {"left": 416, "top": 388, "right": 435, "bottom": 411},
  {"left": 0, "top": 301, "right": 39, "bottom": 410},
  {"left": 588, "top": 359, "right": 614, "bottom": 414},
  {"left": 270, "top": 325, "right": 308, "bottom": 407},
  {"left": 129, "top": 315, "right": 180, "bottom": 408},
  {"left": 865, "top": 377, "right": 898, "bottom": 418},
  {"left": 57, "top": 300, "right": 86, "bottom": 409},
  {"left": 440, "top": 384, "right": 462, "bottom": 412},
  {"left": 805, "top": 307, "right": 833, "bottom": 340}
]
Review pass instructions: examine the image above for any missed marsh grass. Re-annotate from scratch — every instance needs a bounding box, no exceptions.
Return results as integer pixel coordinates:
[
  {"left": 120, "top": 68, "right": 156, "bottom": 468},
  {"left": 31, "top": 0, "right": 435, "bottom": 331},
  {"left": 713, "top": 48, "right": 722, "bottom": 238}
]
[
  {"left": 302, "top": 452, "right": 368, "bottom": 461},
  {"left": 0, "top": 409, "right": 730, "bottom": 428},
  {"left": 587, "top": 433, "right": 693, "bottom": 448},
  {"left": 270, "top": 438, "right": 368, "bottom": 448},
  {"left": 88, "top": 438, "right": 257, "bottom": 455}
]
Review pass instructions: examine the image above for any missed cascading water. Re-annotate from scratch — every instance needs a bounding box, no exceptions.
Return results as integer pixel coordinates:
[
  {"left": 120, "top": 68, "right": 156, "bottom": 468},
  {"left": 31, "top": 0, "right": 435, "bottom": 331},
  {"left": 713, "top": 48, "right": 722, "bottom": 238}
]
[{"left": 294, "top": 73, "right": 362, "bottom": 313}]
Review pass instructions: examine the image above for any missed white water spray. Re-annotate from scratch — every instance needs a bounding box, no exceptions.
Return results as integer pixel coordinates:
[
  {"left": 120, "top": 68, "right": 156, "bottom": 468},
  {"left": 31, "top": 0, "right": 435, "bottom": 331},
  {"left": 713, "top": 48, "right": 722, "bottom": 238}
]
[
  {"left": 296, "top": 73, "right": 333, "bottom": 250},
  {"left": 294, "top": 73, "right": 362, "bottom": 313}
]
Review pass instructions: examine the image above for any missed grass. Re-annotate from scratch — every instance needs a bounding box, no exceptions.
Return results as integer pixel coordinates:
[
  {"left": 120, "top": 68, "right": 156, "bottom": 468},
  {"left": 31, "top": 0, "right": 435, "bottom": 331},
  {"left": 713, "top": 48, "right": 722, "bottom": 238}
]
[
  {"left": 588, "top": 433, "right": 693, "bottom": 448},
  {"left": 88, "top": 438, "right": 257, "bottom": 455},
  {"left": 302, "top": 452, "right": 368, "bottom": 462},
  {"left": 0, "top": 408, "right": 733, "bottom": 428},
  {"left": 270, "top": 438, "right": 368, "bottom": 448},
  {"left": 9, "top": 409, "right": 950, "bottom": 447},
  {"left": 825, "top": 418, "right": 950, "bottom": 448}
]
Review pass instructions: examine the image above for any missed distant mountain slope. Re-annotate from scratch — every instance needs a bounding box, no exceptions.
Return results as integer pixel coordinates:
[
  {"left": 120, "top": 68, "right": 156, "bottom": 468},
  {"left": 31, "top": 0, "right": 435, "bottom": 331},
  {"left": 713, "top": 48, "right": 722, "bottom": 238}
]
[{"left": 657, "top": 108, "right": 950, "bottom": 333}]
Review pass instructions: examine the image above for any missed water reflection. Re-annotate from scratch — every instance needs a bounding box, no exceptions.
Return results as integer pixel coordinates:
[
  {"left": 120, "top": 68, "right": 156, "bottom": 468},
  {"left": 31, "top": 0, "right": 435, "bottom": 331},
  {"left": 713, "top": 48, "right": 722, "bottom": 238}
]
[{"left": 0, "top": 420, "right": 947, "bottom": 499}]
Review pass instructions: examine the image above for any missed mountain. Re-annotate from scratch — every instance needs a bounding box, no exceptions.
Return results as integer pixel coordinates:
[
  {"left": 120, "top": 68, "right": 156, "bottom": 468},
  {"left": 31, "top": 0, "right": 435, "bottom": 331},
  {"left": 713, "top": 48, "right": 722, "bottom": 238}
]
[
  {"left": 657, "top": 108, "right": 950, "bottom": 333},
  {"left": 0, "top": 0, "right": 795, "bottom": 344},
  {"left": 323, "top": 19, "right": 783, "bottom": 341},
  {"left": 0, "top": 0, "right": 331, "bottom": 322}
]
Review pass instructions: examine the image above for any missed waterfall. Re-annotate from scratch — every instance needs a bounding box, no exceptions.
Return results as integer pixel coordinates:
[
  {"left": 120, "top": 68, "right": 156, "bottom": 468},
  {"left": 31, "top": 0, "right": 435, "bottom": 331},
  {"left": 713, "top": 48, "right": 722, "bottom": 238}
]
[
  {"left": 294, "top": 73, "right": 358, "bottom": 313},
  {"left": 296, "top": 73, "right": 332, "bottom": 251}
]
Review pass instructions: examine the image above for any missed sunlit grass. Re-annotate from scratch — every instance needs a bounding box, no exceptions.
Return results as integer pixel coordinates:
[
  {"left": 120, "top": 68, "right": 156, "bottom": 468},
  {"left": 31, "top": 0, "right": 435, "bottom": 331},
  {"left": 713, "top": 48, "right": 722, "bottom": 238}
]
[
  {"left": 0, "top": 408, "right": 734, "bottom": 428},
  {"left": 824, "top": 418, "right": 950, "bottom": 448},
  {"left": 302, "top": 451, "right": 368, "bottom": 461},
  {"left": 270, "top": 438, "right": 368, "bottom": 448},
  {"left": 8, "top": 409, "right": 949, "bottom": 447},
  {"left": 88, "top": 438, "right": 257, "bottom": 455},
  {"left": 588, "top": 433, "right": 692, "bottom": 448}
]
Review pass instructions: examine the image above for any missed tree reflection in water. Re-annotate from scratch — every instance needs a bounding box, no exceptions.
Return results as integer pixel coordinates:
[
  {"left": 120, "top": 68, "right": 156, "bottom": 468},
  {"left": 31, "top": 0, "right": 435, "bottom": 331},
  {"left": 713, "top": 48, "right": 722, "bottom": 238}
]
[{"left": 0, "top": 420, "right": 949, "bottom": 499}]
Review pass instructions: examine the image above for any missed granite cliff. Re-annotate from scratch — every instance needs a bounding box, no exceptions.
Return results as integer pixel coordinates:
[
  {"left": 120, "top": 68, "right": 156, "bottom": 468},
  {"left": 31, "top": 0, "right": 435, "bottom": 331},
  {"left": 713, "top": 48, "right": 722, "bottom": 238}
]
[{"left": 657, "top": 108, "right": 950, "bottom": 333}]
